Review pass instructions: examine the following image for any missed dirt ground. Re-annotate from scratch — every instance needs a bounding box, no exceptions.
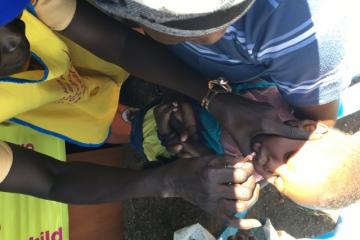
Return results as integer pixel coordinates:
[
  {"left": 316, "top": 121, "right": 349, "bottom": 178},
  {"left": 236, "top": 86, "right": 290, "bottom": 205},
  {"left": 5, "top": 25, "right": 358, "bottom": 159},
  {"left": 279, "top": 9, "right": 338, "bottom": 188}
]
[{"left": 121, "top": 76, "right": 360, "bottom": 240}]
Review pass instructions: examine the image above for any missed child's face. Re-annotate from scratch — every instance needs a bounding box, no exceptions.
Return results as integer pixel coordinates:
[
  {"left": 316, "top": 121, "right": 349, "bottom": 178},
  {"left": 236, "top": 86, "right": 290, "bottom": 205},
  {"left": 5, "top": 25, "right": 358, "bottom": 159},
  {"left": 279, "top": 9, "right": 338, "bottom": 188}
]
[
  {"left": 0, "top": 15, "right": 30, "bottom": 77},
  {"left": 252, "top": 123, "right": 339, "bottom": 209}
]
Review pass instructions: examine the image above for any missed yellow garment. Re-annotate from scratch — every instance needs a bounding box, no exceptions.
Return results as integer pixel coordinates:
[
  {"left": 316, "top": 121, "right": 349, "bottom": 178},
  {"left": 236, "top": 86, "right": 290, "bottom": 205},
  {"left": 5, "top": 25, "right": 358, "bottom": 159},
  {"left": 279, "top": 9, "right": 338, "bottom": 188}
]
[
  {"left": 0, "top": 141, "right": 13, "bottom": 183},
  {"left": 142, "top": 107, "right": 172, "bottom": 161},
  {"left": 0, "top": 11, "right": 129, "bottom": 146}
]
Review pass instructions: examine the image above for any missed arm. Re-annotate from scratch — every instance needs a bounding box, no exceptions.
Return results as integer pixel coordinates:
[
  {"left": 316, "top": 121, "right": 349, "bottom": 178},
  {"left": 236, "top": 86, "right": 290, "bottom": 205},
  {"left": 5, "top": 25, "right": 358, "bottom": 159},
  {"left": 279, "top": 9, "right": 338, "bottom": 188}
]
[
  {"left": 0, "top": 142, "right": 260, "bottom": 229},
  {"left": 0, "top": 143, "right": 165, "bottom": 204},
  {"left": 60, "top": 0, "right": 208, "bottom": 102}
]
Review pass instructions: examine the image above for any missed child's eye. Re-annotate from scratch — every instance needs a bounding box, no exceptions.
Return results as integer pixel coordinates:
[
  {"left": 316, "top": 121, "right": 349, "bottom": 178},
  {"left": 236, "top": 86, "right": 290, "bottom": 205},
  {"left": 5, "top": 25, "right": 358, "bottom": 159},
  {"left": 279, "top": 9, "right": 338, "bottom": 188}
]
[{"left": 283, "top": 151, "right": 296, "bottom": 162}]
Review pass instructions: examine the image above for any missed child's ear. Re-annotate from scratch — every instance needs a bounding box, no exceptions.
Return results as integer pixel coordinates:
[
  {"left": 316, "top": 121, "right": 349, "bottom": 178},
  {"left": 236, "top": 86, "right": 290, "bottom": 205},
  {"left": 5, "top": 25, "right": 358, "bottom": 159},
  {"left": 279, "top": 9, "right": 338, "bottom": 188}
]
[{"left": 297, "top": 120, "right": 318, "bottom": 132}]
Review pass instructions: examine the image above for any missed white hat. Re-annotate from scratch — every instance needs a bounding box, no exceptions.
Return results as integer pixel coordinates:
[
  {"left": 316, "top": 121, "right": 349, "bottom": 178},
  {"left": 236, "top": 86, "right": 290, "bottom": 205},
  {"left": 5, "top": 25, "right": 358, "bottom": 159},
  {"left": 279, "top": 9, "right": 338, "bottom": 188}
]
[{"left": 93, "top": 0, "right": 255, "bottom": 36}]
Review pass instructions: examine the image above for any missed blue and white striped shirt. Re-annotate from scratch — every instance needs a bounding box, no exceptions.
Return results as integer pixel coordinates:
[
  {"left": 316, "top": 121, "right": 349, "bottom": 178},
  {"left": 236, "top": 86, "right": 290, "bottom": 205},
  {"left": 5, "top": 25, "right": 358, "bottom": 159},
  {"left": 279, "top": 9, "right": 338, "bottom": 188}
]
[{"left": 168, "top": 0, "right": 356, "bottom": 106}]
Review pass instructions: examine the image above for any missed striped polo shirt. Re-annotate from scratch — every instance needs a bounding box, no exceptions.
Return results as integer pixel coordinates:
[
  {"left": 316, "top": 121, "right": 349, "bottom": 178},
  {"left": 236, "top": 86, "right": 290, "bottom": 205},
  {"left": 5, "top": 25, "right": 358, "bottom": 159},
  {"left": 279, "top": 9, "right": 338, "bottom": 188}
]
[{"left": 168, "top": 0, "right": 357, "bottom": 106}]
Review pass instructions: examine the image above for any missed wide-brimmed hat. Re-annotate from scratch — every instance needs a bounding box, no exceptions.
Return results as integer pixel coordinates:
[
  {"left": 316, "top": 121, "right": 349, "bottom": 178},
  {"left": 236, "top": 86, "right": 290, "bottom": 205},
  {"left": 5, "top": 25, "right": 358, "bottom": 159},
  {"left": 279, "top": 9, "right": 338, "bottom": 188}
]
[
  {"left": 0, "top": 0, "right": 30, "bottom": 26},
  {"left": 93, "top": 0, "right": 255, "bottom": 37}
]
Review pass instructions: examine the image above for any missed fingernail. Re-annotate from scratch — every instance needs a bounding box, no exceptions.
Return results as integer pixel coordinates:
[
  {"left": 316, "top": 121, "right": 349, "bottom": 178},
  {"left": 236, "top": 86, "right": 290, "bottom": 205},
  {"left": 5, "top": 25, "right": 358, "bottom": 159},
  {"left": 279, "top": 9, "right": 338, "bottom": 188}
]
[{"left": 172, "top": 102, "right": 178, "bottom": 107}]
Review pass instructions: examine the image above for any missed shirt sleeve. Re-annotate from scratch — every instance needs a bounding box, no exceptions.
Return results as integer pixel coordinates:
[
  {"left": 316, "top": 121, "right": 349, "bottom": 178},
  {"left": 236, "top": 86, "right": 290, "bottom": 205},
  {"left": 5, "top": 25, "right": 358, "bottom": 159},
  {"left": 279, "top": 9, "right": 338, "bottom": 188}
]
[
  {"left": 255, "top": 0, "right": 352, "bottom": 106},
  {"left": 0, "top": 142, "right": 13, "bottom": 184},
  {"left": 32, "top": 0, "right": 77, "bottom": 31}
]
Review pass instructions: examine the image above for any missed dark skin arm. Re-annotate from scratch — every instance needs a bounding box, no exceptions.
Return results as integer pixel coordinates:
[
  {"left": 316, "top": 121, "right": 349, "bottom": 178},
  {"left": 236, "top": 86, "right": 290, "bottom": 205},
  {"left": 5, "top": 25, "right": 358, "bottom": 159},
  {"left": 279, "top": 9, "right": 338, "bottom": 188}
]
[
  {"left": 60, "top": 0, "right": 209, "bottom": 102},
  {"left": 0, "top": 142, "right": 260, "bottom": 229},
  {"left": 0, "top": 143, "right": 165, "bottom": 203}
]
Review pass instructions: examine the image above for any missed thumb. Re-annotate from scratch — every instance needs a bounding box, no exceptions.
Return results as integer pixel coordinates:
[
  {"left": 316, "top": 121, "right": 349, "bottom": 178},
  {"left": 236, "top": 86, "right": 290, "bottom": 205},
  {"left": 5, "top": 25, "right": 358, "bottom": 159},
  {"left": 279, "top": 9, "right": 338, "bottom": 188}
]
[{"left": 170, "top": 113, "right": 189, "bottom": 142}]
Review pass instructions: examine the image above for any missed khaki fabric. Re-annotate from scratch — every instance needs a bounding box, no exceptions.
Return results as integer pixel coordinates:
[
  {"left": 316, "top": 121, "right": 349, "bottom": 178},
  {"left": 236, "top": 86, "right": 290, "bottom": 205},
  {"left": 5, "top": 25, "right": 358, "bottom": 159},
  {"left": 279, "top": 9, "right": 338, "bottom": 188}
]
[
  {"left": 32, "top": 0, "right": 76, "bottom": 31},
  {"left": 0, "top": 142, "right": 13, "bottom": 183}
]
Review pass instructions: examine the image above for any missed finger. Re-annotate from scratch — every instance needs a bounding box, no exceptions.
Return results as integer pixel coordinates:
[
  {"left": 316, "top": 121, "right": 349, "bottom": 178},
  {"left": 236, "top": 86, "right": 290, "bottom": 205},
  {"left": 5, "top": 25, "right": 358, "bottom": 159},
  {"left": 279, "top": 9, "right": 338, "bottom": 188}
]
[
  {"left": 211, "top": 163, "right": 255, "bottom": 184},
  {"left": 179, "top": 102, "right": 197, "bottom": 139},
  {"left": 224, "top": 216, "right": 262, "bottom": 230},
  {"left": 154, "top": 104, "right": 175, "bottom": 136},
  {"left": 180, "top": 141, "right": 202, "bottom": 158},
  {"left": 222, "top": 185, "right": 261, "bottom": 230},
  {"left": 171, "top": 109, "right": 198, "bottom": 143},
  {"left": 162, "top": 133, "right": 184, "bottom": 154},
  {"left": 241, "top": 175, "right": 257, "bottom": 191},
  {"left": 222, "top": 182, "right": 260, "bottom": 202},
  {"left": 170, "top": 112, "right": 188, "bottom": 142},
  {"left": 207, "top": 155, "right": 244, "bottom": 168},
  {"left": 219, "top": 196, "right": 257, "bottom": 215},
  {"left": 221, "top": 182, "right": 256, "bottom": 201},
  {"left": 245, "top": 183, "right": 260, "bottom": 207},
  {"left": 177, "top": 152, "right": 193, "bottom": 158},
  {"left": 167, "top": 144, "right": 183, "bottom": 154},
  {"left": 239, "top": 153, "right": 256, "bottom": 163}
]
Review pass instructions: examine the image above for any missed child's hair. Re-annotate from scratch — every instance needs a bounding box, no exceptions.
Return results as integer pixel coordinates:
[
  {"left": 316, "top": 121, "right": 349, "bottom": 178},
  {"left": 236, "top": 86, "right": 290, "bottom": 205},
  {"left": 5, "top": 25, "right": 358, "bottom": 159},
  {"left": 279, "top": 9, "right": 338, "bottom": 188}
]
[{"left": 314, "top": 130, "right": 360, "bottom": 209}]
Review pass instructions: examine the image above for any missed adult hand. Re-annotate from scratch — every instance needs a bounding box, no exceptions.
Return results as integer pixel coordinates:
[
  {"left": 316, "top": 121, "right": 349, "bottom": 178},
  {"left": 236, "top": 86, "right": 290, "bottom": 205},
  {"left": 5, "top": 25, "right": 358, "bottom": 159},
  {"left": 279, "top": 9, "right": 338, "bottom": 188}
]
[
  {"left": 208, "top": 93, "right": 319, "bottom": 155},
  {"left": 154, "top": 101, "right": 199, "bottom": 155},
  {"left": 160, "top": 154, "right": 261, "bottom": 229}
]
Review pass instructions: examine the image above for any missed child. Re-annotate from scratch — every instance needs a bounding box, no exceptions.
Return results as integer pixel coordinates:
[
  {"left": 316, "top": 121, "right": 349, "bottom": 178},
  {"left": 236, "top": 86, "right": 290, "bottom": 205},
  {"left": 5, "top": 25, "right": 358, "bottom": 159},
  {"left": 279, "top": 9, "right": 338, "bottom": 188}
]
[{"left": 130, "top": 83, "right": 360, "bottom": 211}]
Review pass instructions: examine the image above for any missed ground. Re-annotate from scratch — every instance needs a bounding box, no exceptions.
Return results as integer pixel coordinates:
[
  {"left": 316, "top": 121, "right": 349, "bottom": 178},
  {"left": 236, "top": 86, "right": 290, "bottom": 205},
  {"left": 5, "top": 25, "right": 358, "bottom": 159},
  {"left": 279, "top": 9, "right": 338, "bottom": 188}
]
[{"left": 120, "top": 76, "right": 360, "bottom": 240}]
